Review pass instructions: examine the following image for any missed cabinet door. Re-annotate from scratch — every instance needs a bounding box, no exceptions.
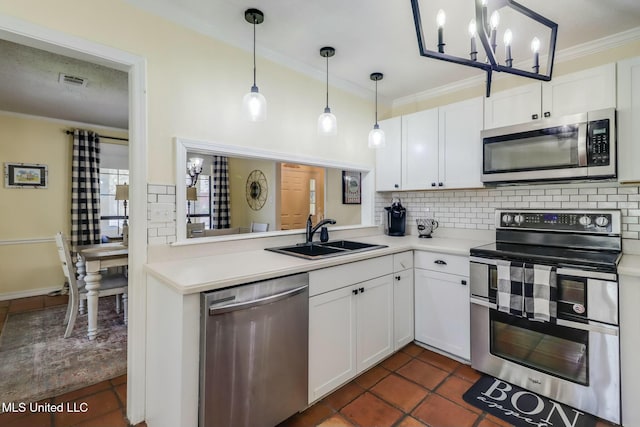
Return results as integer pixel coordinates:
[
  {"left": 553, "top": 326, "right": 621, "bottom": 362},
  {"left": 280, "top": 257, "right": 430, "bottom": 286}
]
[
  {"left": 439, "top": 96, "right": 484, "bottom": 189},
  {"left": 309, "top": 286, "right": 357, "bottom": 403},
  {"left": 415, "top": 269, "right": 470, "bottom": 360},
  {"left": 484, "top": 82, "right": 542, "bottom": 128},
  {"left": 356, "top": 275, "right": 394, "bottom": 372},
  {"left": 542, "top": 63, "right": 616, "bottom": 119},
  {"left": 402, "top": 108, "right": 439, "bottom": 190},
  {"left": 393, "top": 269, "right": 414, "bottom": 350},
  {"left": 617, "top": 57, "right": 640, "bottom": 183},
  {"left": 375, "top": 117, "right": 402, "bottom": 191}
]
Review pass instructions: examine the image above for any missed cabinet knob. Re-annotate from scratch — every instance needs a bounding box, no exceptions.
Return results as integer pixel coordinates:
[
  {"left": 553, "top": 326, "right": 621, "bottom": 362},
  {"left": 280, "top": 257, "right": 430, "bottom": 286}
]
[
  {"left": 438, "top": 182, "right": 443, "bottom": 187},
  {"left": 394, "top": 184, "right": 399, "bottom": 188},
  {"left": 352, "top": 289, "right": 359, "bottom": 295},
  {"left": 461, "top": 279, "right": 467, "bottom": 286},
  {"left": 544, "top": 111, "right": 551, "bottom": 118},
  {"left": 434, "top": 259, "right": 447, "bottom": 265},
  {"left": 532, "top": 114, "right": 539, "bottom": 120},
  {"left": 395, "top": 275, "right": 401, "bottom": 281},
  {"left": 431, "top": 182, "right": 436, "bottom": 187},
  {"left": 359, "top": 287, "right": 365, "bottom": 293}
]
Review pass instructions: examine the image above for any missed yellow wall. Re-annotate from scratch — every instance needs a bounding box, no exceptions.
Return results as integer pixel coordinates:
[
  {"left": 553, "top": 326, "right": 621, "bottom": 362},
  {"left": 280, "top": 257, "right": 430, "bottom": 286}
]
[
  {"left": 2, "top": 1, "right": 375, "bottom": 186},
  {"left": 0, "top": 113, "right": 127, "bottom": 296},
  {"left": 228, "top": 157, "right": 277, "bottom": 230},
  {"left": 325, "top": 168, "right": 361, "bottom": 226}
]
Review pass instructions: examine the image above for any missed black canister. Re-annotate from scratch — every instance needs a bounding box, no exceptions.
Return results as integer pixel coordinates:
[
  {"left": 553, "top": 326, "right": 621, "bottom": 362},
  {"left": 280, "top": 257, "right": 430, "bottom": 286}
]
[{"left": 384, "top": 199, "right": 406, "bottom": 236}]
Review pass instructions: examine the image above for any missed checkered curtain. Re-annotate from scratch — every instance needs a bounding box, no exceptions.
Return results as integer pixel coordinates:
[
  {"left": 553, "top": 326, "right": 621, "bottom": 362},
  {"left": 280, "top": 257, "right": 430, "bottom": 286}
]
[
  {"left": 71, "top": 130, "right": 101, "bottom": 249},
  {"left": 212, "top": 155, "right": 230, "bottom": 229}
]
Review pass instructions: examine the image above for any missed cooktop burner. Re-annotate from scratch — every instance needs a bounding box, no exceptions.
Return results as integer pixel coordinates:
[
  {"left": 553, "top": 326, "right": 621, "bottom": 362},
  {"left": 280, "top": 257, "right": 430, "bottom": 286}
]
[{"left": 470, "top": 242, "right": 621, "bottom": 272}]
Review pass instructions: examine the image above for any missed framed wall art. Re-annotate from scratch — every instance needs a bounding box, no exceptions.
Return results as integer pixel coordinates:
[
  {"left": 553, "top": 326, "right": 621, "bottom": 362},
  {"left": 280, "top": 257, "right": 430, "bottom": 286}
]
[
  {"left": 342, "top": 171, "right": 361, "bottom": 204},
  {"left": 4, "top": 162, "right": 48, "bottom": 189}
]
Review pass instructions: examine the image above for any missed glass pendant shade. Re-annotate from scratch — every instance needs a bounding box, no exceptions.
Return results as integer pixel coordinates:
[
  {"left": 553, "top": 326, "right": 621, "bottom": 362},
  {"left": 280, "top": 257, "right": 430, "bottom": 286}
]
[
  {"left": 368, "top": 124, "right": 386, "bottom": 148},
  {"left": 318, "top": 107, "right": 337, "bottom": 136},
  {"left": 243, "top": 86, "right": 267, "bottom": 121}
]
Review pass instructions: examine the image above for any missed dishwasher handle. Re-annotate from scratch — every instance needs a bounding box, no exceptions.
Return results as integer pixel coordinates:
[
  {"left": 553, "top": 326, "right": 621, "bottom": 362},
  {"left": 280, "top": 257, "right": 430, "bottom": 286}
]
[{"left": 209, "top": 284, "right": 308, "bottom": 315}]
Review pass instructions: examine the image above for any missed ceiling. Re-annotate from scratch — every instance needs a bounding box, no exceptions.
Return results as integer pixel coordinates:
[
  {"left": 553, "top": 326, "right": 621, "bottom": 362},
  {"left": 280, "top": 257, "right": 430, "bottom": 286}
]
[{"left": 1, "top": 0, "right": 639, "bottom": 129}]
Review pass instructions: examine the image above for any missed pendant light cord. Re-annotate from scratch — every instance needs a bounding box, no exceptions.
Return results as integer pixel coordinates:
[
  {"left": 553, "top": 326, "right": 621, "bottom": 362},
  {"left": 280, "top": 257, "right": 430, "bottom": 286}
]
[
  {"left": 252, "top": 18, "right": 257, "bottom": 87},
  {"left": 375, "top": 79, "right": 379, "bottom": 126},
  {"left": 325, "top": 54, "right": 329, "bottom": 109}
]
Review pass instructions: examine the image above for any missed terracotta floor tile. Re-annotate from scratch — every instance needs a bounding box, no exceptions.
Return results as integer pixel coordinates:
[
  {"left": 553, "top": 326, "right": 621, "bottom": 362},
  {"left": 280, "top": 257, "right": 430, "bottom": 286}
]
[
  {"left": 1, "top": 411, "right": 51, "bottom": 427},
  {"left": 400, "top": 343, "right": 424, "bottom": 357},
  {"left": 370, "top": 374, "right": 428, "bottom": 413},
  {"left": 453, "top": 364, "right": 482, "bottom": 383},
  {"left": 317, "top": 413, "right": 354, "bottom": 427},
  {"left": 133, "top": 422, "right": 147, "bottom": 427},
  {"left": 8, "top": 296, "right": 44, "bottom": 313},
  {"left": 434, "top": 375, "right": 481, "bottom": 414},
  {"left": 341, "top": 392, "right": 403, "bottom": 427},
  {"left": 396, "top": 358, "right": 449, "bottom": 390},
  {"left": 477, "top": 417, "right": 510, "bottom": 427},
  {"left": 110, "top": 374, "right": 127, "bottom": 386},
  {"left": 53, "top": 389, "right": 121, "bottom": 426},
  {"left": 321, "top": 381, "right": 364, "bottom": 411},
  {"left": 396, "top": 415, "right": 428, "bottom": 427},
  {"left": 353, "top": 365, "right": 390, "bottom": 389},
  {"left": 412, "top": 394, "right": 478, "bottom": 427},
  {"left": 595, "top": 420, "right": 617, "bottom": 427},
  {"left": 380, "top": 351, "right": 412, "bottom": 371},
  {"left": 278, "top": 403, "right": 334, "bottom": 427},
  {"left": 115, "top": 383, "right": 127, "bottom": 406},
  {"left": 416, "top": 349, "right": 461, "bottom": 372},
  {"left": 53, "top": 380, "right": 112, "bottom": 404},
  {"left": 71, "top": 409, "right": 128, "bottom": 427}
]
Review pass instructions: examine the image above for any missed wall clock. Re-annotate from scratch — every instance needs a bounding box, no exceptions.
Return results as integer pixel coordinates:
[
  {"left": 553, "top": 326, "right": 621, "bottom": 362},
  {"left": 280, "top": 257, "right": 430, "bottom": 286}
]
[{"left": 246, "top": 169, "right": 268, "bottom": 210}]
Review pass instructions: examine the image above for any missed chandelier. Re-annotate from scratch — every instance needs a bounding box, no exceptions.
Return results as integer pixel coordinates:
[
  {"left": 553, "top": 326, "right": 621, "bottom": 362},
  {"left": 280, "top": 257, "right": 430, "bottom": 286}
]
[{"left": 410, "top": 0, "right": 558, "bottom": 97}]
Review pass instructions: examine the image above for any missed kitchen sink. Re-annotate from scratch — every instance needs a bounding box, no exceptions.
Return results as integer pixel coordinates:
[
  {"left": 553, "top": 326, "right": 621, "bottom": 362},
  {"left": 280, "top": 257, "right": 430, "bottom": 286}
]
[{"left": 266, "top": 240, "right": 387, "bottom": 260}]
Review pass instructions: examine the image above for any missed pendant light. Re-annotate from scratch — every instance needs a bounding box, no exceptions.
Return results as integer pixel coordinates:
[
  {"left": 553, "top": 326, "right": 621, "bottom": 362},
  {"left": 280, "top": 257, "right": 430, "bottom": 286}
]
[
  {"left": 242, "top": 9, "right": 266, "bottom": 121},
  {"left": 318, "top": 46, "right": 337, "bottom": 136},
  {"left": 368, "top": 72, "right": 385, "bottom": 149}
]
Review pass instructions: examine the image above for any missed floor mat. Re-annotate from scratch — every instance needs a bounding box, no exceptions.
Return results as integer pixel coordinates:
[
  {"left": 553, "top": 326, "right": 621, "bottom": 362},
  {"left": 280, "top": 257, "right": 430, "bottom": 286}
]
[
  {"left": 463, "top": 375, "right": 606, "bottom": 427},
  {"left": 0, "top": 298, "right": 127, "bottom": 404}
]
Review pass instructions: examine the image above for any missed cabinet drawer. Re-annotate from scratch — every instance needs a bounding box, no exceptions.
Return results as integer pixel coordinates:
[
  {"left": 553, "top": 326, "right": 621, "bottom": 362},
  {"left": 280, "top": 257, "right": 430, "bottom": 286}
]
[
  {"left": 414, "top": 251, "right": 469, "bottom": 276},
  {"left": 393, "top": 251, "right": 413, "bottom": 272},
  {"left": 310, "top": 255, "right": 393, "bottom": 297}
]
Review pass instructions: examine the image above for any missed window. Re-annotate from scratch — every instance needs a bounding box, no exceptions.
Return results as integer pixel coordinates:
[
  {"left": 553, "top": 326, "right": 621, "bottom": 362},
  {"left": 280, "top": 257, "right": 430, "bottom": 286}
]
[{"left": 100, "top": 168, "right": 129, "bottom": 238}]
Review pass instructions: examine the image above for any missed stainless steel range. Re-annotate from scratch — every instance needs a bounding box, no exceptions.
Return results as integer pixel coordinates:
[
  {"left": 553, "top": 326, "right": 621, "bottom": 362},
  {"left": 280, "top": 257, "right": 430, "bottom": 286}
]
[{"left": 470, "top": 209, "right": 622, "bottom": 424}]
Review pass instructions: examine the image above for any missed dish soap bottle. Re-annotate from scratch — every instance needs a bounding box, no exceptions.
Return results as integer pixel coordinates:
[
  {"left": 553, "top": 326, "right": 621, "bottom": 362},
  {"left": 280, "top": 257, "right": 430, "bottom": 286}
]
[{"left": 320, "top": 226, "right": 329, "bottom": 243}]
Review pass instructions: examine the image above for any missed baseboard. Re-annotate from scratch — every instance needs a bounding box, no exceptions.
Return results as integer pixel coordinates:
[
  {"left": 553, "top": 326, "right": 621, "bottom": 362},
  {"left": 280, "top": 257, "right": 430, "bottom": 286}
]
[{"left": 0, "top": 286, "right": 62, "bottom": 301}]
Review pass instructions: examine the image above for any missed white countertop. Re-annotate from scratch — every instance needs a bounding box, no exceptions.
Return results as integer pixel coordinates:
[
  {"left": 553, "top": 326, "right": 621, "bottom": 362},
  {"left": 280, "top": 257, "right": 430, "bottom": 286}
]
[
  {"left": 145, "top": 234, "right": 489, "bottom": 295},
  {"left": 619, "top": 254, "right": 640, "bottom": 277}
]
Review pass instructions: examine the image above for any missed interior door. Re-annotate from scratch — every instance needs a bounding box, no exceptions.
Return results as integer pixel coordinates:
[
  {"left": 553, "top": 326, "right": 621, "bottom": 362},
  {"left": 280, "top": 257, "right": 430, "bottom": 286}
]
[{"left": 280, "top": 164, "right": 325, "bottom": 230}]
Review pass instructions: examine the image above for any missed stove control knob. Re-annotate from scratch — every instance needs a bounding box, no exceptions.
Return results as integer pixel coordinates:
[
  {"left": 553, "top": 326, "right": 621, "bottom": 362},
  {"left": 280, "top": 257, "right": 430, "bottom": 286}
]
[
  {"left": 502, "top": 214, "right": 513, "bottom": 224},
  {"left": 514, "top": 214, "right": 525, "bottom": 225},
  {"left": 595, "top": 216, "right": 609, "bottom": 227},
  {"left": 579, "top": 215, "right": 592, "bottom": 226}
]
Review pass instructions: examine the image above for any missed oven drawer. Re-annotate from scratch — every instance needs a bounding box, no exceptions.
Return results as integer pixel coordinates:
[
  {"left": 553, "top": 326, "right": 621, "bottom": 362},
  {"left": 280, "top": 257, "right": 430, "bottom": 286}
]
[{"left": 414, "top": 251, "right": 469, "bottom": 276}]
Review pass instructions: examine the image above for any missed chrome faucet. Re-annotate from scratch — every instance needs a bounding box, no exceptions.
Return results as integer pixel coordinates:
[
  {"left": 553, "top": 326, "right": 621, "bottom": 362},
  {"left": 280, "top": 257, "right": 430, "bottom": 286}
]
[{"left": 306, "top": 215, "right": 336, "bottom": 244}]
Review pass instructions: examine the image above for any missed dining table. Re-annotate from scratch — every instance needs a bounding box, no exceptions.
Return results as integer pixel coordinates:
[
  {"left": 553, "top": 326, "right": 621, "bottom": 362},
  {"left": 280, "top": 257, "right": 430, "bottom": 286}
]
[{"left": 76, "top": 242, "right": 128, "bottom": 340}]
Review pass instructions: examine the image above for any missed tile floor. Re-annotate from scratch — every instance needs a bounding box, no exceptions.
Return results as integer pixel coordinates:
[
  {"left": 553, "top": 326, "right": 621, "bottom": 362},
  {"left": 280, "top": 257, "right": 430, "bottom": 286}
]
[
  {"left": 278, "top": 342, "right": 617, "bottom": 427},
  {"left": 1, "top": 296, "right": 617, "bottom": 427}
]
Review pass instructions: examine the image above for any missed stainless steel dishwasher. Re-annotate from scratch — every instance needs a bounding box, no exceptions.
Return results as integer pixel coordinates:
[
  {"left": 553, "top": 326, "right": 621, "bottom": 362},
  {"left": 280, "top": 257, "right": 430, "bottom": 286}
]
[{"left": 199, "top": 273, "right": 309, "bottom": 427}]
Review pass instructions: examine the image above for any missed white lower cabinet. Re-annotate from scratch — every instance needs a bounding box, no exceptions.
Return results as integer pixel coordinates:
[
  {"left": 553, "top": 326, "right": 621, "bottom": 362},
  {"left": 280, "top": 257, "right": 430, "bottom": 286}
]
[
  {"left": 308, "top": 256, "right": 394, "bottom": 403},
  {"left": 414, "top": 251, "right": 470, "bottom": 361},
  {"left": 393, "top": 251, "right": 414, "bottom": 350}
]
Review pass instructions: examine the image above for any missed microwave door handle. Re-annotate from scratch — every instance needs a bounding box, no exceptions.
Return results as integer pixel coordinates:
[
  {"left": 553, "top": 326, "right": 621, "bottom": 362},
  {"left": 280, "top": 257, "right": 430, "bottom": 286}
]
[{"left": 578, "top": 123, "right": 588, "bottom": 167}]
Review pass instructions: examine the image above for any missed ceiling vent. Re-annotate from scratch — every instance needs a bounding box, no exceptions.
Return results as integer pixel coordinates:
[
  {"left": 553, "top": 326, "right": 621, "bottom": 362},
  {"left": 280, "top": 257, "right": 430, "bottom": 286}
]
[{"left": 58, "top": 73, "right": 88, "bottom": 87}]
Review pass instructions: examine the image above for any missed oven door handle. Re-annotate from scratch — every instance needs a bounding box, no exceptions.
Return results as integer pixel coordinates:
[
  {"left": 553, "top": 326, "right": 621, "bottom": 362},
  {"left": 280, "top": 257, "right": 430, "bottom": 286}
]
[{"left": 470, "top": 296, "right": 619, "bottom": 336}]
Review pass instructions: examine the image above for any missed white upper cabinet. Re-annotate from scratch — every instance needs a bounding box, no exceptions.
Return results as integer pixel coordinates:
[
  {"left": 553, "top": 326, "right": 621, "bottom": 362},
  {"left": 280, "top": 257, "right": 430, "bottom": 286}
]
[
  {"left": 376, "top": 97, "right": 484, "bottom": 191},
  {"left": 375, "top": 116, "right": 402, "bottom": 191},
  {"left": 484, "top": 63, "right": 616, "bottom": 129},
  {"left": 439, "top": 97, "right": 484, "bottom": 189},
  {"left": 617, "top": 56, "right": 640, "bottom": 183},
  {"left": 402, "top": 108, "right": 439, "bottom": 190}
]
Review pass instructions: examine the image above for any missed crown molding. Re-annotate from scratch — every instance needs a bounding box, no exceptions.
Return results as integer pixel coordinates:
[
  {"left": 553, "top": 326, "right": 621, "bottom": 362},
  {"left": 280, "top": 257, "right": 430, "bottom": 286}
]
[{"left": 392, "top": 26, "right": 640, "bottom": 109}]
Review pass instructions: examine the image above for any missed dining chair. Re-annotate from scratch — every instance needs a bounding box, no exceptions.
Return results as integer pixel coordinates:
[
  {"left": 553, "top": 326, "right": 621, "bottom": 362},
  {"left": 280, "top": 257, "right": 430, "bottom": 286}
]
[
  {"left": 250, "top": 222, "right": 269, "bottom": 232},
  {"left": 54, "top": 232, "right": 128, "bottom": 338}
]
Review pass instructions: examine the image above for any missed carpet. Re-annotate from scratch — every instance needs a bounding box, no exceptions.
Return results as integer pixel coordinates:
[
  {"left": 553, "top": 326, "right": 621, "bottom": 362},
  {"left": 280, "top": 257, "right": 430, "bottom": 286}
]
[
  {"left": 463, "top": 375, "right": 600, "bottom": 427},
  {"left": 0, "top": 298, "right": 127, "bottom": 404}
]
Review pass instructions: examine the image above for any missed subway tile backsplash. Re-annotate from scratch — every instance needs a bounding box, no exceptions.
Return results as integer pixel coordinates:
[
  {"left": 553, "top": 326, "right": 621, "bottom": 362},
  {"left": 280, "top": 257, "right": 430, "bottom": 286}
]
[{"left": 376, "top": 182, "right": 640, "bottom": 239}]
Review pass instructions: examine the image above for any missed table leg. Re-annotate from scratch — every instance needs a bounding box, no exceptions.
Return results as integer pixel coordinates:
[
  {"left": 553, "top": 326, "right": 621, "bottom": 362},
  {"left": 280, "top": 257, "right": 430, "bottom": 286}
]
[
  {"left": 84, "top": 259, "right": 102, "bottom": 340},
  {"left": 76, "top": 254, "right": 87, "bottom": 314}
]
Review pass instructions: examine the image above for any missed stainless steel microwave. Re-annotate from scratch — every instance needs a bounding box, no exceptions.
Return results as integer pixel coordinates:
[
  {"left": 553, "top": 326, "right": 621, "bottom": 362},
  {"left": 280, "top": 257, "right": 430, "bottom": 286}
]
[{"left": 481, "top": 108, "right": 616, "bottom": 184}]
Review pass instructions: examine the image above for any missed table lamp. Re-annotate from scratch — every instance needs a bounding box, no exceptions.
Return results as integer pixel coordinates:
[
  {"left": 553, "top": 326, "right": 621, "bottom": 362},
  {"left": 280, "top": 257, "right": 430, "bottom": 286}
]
[
  {"left": 115, "top": 184, "right": 129, "bottom": 228},
  {"left": 186, "top": 186, "right": 198, "bottom": 223}
]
